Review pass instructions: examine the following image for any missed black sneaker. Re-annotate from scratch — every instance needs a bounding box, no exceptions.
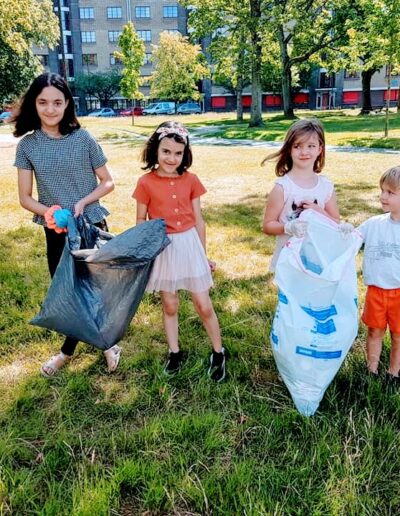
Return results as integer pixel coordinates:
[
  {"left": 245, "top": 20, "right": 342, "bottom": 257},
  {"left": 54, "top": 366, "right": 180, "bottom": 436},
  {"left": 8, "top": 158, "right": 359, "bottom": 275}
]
[
  {"left": 208, "top": 348, "right": 226, "bottom": 382},
  {"left": 385, "top": 372, "right": 400, "bottom": 387},
  {"left": 164, "top": 351, "right": 183, "bottom": 375}
]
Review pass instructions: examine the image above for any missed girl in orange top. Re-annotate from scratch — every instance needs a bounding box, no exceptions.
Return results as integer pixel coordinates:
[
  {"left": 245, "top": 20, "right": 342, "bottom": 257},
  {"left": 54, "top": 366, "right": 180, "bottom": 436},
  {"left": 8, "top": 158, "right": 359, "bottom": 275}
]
[{"left": 132, "top": 121, "right": 226, "bottom": 381}]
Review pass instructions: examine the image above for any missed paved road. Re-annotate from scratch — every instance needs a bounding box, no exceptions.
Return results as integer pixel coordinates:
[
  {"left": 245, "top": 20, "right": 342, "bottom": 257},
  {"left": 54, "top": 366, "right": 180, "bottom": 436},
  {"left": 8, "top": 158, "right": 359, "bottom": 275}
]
[{"left": 1, "top": 131, "right": 399, "bottom": 154}]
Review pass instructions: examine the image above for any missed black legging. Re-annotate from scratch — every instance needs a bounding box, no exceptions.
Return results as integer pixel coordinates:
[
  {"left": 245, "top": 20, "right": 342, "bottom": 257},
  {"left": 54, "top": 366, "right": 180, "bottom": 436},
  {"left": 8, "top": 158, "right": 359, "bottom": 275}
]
[{"left": 44, "top": 219, "right": 108, "bottom": 356}]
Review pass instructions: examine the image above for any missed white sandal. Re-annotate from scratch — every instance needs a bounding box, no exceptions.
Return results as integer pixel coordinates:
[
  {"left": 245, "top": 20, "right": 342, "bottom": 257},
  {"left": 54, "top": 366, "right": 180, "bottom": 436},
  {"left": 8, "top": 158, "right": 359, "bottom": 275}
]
[
  {"left": 40, "top": 352, "right": 71, "bottom": 378},
  {"left": 104, "top": 345, "right": 122, "bottom": 373}
]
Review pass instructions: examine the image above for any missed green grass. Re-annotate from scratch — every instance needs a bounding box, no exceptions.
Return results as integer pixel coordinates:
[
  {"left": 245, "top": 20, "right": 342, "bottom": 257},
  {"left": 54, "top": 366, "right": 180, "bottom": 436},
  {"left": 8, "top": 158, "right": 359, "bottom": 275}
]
[{"left": 1, "top": 134, "right": 400, "bottom": 514}]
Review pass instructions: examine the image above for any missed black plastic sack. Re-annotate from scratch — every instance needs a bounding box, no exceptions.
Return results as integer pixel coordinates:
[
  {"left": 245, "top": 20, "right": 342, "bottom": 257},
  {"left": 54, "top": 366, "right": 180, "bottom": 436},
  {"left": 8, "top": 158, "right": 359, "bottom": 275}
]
[{"left": 31, "top": 217, "right": 170, "bottom": 350}]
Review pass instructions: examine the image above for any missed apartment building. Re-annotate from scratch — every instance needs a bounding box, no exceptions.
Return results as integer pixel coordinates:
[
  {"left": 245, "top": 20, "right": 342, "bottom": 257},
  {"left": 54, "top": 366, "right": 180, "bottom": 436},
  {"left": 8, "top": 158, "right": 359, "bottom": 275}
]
[{"left": 35, "top": 0, "right": 188, "bottom": 111}]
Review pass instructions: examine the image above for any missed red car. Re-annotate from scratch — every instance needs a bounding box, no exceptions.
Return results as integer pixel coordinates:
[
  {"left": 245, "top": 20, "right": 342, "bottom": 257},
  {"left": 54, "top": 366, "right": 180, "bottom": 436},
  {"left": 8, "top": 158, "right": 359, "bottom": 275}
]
[{"left": 120, "top": 107, "right": 143, "bottom": 116}]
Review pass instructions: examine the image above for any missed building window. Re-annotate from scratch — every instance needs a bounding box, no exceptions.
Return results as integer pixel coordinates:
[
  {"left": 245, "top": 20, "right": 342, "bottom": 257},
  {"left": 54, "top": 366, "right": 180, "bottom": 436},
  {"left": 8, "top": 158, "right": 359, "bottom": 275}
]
[
  {"left": 344, "top": 70, "right": 359, "bottom": 79},
  {"left": 107, "top": 7, "right": 122, "bottom": 19},
  {"left": 80, "top": 7, "right": 94, "bottom": 19},
  {"left": 163, "top": 5, "right": 178, "bottom": 17},
  {"left": 165, "top": 29, "right": 180, "bottom": 35},
  {"left": 37, "top": 55, "right": 49, "bottom": 67},
  {"left": 137, "top": 30, "right": 151, "bottom": 42},
  {"left": 110, "top": 53, "right": 123, "bottom": 65},
  {"left": 81, "top": 31, "right": 96, "bottom": 43},
  {"left": 108, "top": 31, "right": 122, "bottom": 42},
  {"left": 143, "top": 53, "right": 152, "bottom": 65},
  {"left": 82, "top": 53, "right": 97, "bottom": 66},
  {"left": 319, "top": 72, "right": 335, "bottom": 88},
  {"left": 135, "top": 6, "right": 150, "bottom": 18}
]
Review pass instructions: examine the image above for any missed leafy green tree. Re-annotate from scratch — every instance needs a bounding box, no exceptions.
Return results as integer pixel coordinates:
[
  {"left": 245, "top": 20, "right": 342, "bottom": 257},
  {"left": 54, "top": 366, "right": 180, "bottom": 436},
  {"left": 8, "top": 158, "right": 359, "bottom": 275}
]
[
  {"left": 209, "top": 28, "right": 252, "bottom": 121},
  {"left": 75, "top": 70, "right": 121, "bottom": 109},
  {"left": 114, "top": 22, "right": 145, "bottom": 125},
  {"left": 265, "top": 0, "right": 354, "bottom": 118},
  {"left": 184, "top": 0, "right": 265, "bottom": 126},
  {"left": 0, "top": 0, "right": 59, "bottom": 104},
  {"left": 149, "top": 32, "right": 209, "bottom": 108}
]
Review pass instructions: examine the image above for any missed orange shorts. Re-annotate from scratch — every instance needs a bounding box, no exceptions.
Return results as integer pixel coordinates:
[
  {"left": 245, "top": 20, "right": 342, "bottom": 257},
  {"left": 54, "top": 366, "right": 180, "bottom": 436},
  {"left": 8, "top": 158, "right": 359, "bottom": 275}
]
[{"left": 362, "top": 285, "right": 400, "bottom": 334}]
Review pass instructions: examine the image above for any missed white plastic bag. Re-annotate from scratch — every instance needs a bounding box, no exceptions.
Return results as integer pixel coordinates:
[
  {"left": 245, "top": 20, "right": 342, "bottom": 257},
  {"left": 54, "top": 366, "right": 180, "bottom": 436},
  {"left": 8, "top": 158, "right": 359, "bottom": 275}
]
[{"left": 271, "top": 210, "right": 362, "bottom": 416}]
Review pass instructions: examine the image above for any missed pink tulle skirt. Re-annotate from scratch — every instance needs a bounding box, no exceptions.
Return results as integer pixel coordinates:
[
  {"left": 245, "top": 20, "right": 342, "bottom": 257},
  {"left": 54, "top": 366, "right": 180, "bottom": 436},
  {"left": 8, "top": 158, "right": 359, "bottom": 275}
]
[{"left": 146, "top": 227, "right": 213, "bottom": 293}]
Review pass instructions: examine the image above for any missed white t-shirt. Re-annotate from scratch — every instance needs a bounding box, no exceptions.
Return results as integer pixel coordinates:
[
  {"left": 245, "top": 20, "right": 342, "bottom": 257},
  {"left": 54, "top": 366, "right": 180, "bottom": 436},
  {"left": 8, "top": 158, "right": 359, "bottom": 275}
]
[
  {"left": 270, "top": 174, "right": 334, "bottom": 270},
  {"left": 359, "top": 213, "right": 400, "bottom": 289}
]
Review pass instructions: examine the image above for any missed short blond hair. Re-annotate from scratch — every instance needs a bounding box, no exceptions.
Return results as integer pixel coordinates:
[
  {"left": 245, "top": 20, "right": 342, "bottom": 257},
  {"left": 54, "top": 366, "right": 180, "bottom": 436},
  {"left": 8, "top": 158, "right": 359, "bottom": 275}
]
[{"left": 380, "top": 166, "right": 400, "bottom": 191}]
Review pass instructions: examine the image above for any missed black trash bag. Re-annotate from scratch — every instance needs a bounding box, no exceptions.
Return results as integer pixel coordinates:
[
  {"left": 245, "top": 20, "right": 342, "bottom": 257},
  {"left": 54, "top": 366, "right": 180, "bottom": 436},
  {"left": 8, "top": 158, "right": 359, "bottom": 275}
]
[{"left": 31, "top": 217, "right": 170, "bottom": 350}]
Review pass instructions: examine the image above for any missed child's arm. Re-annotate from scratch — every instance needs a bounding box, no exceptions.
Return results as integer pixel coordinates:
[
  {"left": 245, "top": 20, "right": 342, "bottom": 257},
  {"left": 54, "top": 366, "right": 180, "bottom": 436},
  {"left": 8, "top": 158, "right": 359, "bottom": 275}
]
[
  {"left": 262, "top": 184, "right": 286, "bottom": 235},
  {"left": 18, "top": 168, "right": 48, "bottom": 216},
  {"left": 74, "top": 165, "right": 115, "bottom": 217},
  {"left": 136, "top": 201, "right": 148, "bottom": 225},
  {"left": 302, "top": 191, "right": 340, "bottom": 222},
  {"left": 192, "top": 197, "right": 216, "bottom": 271}
]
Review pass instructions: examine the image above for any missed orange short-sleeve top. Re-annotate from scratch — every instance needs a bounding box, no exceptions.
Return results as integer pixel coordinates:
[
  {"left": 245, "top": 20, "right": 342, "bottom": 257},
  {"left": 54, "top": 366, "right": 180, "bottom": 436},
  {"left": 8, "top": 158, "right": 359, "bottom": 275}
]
[{"left": 132, "top": 170, "right": 207, "bottom": 234}]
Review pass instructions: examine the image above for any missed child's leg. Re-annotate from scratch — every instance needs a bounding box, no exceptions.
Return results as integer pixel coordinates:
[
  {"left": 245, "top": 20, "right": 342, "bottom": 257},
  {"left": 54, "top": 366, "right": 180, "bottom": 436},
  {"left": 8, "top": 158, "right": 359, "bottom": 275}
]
[
  {"left": 160, "top": 291, "right": 180, "bottom": 352},
  {"left": 388, "top": 332, "right": 400, "bottom": 377},
  {"left": 366, "top": 327, "right": 386, "bottom": 373},
  {"left": 191, "top": 290, "right": 222, "bottom": 352}
]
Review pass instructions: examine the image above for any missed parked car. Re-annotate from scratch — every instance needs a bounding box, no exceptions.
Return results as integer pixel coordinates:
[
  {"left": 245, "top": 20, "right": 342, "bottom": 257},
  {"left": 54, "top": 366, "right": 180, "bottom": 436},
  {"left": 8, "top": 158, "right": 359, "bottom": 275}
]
[
  {"left": 0, "top": 111, "right": 12, "bottom": 124},
  {"left": 142, "top": 102, "right": 175, "bottom": 115},
  {"left": 177, "top": 102, "right": 202, "bottom": 115},
  {"left": 89, "top": 108, "right": 116, "bottom": 117},
  {"left": 119, "top": 106, "right": 144, "bottom": 116}
]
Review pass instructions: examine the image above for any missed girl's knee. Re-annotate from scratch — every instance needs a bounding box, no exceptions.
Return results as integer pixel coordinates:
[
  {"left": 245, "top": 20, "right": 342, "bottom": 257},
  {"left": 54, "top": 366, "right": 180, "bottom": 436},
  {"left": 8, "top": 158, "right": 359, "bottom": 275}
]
[
  {"left": 193, "top": 298, "right": 214, "bottom": 319},
  {"left": 162, "top": 296, "right": 179, "bottom": 317}
]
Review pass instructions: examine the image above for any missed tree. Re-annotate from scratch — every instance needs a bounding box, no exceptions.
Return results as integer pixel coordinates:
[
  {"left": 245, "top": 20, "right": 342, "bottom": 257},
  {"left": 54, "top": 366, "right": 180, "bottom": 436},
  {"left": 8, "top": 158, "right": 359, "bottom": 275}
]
[
  {"left": 208, "top": 27, "right": 252, "bottom": 121},
  {"left": 264, "top": 0, "right": 354, "bottom": 118},
  {"left": 75, "top": 70, "right": 121, "bottom": 109},
  {"left": 0, "top": 0, "right": 59, "bottom": 104},
  {"left": 114, "top": 22, "right": 145, "bottom": 125},
  {"left": 184, "top": 0, "right": 266, "bottom": 126},
  {"left": 149, "top": 32, "right": 209, "bottom": 107},
  {"left": 326, "top": 0, "right": 387, "bottom": 114}
]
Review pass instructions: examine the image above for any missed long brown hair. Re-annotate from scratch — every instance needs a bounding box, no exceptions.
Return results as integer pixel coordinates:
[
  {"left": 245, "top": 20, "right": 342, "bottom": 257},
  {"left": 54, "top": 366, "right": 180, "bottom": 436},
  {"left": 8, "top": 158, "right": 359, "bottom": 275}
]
[{"left": 261, "top": 118, "right": 325, "bottom": 176}]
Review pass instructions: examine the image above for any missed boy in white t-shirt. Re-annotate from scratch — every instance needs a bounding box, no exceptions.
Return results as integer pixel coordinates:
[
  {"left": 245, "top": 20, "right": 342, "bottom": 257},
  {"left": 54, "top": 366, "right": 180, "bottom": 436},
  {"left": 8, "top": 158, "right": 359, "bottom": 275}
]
[{"left": 357, "top": 166, "right": 400, "bottom": 383}]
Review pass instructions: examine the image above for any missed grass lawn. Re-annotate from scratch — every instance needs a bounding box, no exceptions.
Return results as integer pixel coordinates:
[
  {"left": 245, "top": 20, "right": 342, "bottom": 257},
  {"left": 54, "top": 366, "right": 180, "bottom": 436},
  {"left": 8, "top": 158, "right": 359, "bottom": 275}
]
[{"left": 1, "top": 121, "right": 400, "bottom": 514}]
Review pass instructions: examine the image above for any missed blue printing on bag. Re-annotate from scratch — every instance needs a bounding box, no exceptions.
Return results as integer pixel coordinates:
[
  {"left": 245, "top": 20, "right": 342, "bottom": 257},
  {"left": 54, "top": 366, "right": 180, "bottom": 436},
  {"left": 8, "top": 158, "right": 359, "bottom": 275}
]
[
  {"left": 301, "top": 305, "right": 337, "bottom": 321},
  {"left": 271, "top": 332, "right": 279, "bottom": 345},
  {"left": 311, "top": 318, "right": 337, "bottom": 335},
  {"left": 278, "top": 290, "right": 288, "bottom": 304},
  {"left": 296, "top": 346, "right": 342, "bottom": 359},
  {"left": 300, "top": 254, "right": 323, "bottom": 274}
]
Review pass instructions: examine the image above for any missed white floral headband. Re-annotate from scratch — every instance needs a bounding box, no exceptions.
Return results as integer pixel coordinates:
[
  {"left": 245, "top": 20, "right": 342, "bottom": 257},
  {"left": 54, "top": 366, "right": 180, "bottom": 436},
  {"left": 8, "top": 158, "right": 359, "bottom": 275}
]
[{"left": 156, "top": 126, "right": 189, "bottom": 144}]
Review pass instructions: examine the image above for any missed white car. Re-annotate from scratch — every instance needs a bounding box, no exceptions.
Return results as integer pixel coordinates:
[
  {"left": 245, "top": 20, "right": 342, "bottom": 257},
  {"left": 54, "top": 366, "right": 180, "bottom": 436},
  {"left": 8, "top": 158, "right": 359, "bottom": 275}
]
[
  {"left": 142, "top": 102, "right": 175, "bottom": 115},
  {"left": 89, "top": 108, "right": 116, "bottom": 117}
]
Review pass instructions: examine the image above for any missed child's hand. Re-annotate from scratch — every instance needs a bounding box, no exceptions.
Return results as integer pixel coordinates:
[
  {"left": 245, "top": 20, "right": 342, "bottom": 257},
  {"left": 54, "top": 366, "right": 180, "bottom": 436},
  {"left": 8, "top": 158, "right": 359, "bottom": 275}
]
[
  {"left": 338, "top": 222, "right": 354, "bottom": 239},
  {"left": 74, "top": 199, "right": 86, "bottom": 217},
  {"left": 301, "top": 201, "right": 323, "bottom": 214},
  {"left": 284, "top": 219, "right": 308, "bottom": 238},
  {"left": 208, "top": 259, "right": 216, "bottom": 272}
]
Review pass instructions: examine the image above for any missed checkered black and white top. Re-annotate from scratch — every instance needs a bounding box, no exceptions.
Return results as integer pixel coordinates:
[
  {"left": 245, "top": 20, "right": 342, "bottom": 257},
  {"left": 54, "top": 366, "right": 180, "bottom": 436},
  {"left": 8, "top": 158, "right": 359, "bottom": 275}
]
[{"left": 14, "top": 128, "right": 110, "bottom": 226}]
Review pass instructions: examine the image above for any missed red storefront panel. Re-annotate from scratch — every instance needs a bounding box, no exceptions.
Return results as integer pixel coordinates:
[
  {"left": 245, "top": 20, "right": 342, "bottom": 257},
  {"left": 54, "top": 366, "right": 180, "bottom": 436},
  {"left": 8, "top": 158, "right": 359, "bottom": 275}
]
[
  {"left": 211, "top": 96, "right": 227, "bottom": 108},
  {"left": 264, "top": 94, "right": 282, "bottom": 106},
  {"left": 384, "top": 89, "right": 399, "bottom": 101},
  {"left": 343, "top": 91, "right": 360, "bottom": 104},
  {"left": 293, "top": 92, "right": 309, "bottom": 104},
  {"left": 242, "top": 95, "right": 252, "bottom": 107}
]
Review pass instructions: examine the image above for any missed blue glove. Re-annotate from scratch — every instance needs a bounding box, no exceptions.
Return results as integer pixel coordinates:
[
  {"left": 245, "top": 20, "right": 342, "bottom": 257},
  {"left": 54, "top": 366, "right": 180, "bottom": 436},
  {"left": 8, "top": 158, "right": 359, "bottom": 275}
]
[{"left": 53, "top": 208, "right": 72, "bottom": 228}]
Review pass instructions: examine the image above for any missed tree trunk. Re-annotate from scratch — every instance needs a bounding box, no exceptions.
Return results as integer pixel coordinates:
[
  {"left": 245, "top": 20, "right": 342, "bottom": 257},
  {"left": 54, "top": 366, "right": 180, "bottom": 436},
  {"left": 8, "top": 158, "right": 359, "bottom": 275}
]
[
  {"left": 236, "top": 79, "right": 243, "bottom": 122},
  {"left": 277, "top": 26, "right": 295, "bottom": 119},
  {"left": 249, "top": 0, "right": 264, "bottom": 127},
  {"left": 360, "top": 69, "right": 375, "bottom": 114}
]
